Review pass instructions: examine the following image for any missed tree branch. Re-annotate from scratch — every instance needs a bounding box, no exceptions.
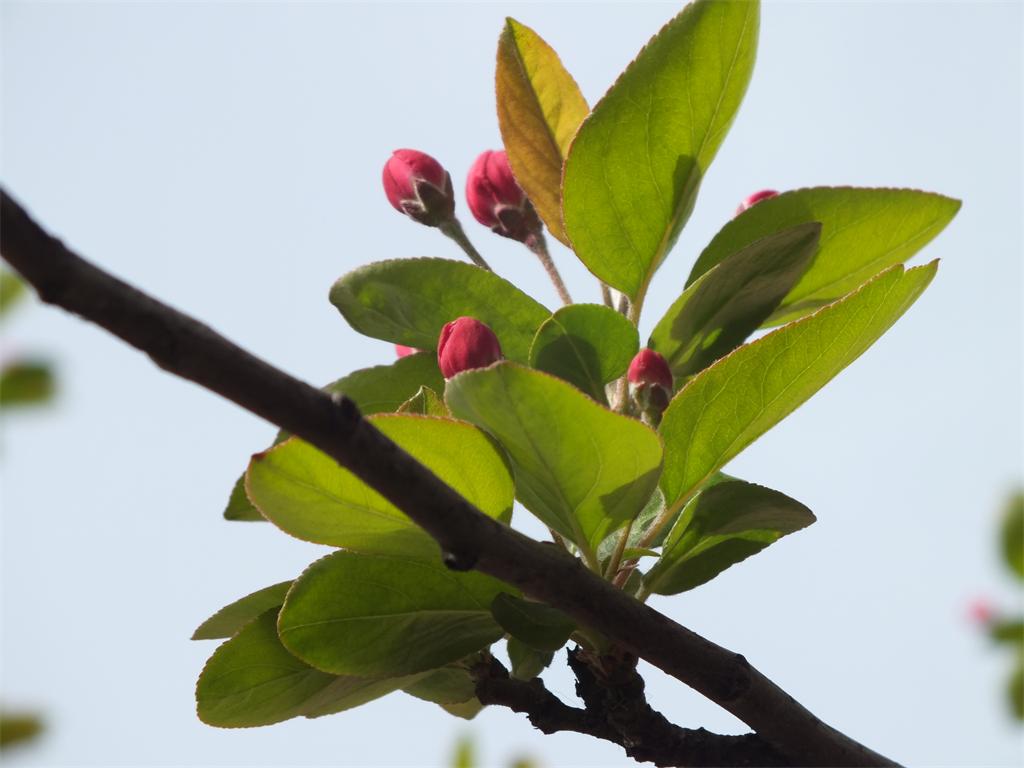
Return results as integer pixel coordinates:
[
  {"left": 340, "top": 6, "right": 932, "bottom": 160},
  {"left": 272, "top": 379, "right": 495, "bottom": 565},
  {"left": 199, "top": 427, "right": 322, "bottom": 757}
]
[
  {"left": 475, "top": 654, "right": 787, "bottom": 767},
  {"left": 0, "top": 190, "right": 899, "bottom": 768}
]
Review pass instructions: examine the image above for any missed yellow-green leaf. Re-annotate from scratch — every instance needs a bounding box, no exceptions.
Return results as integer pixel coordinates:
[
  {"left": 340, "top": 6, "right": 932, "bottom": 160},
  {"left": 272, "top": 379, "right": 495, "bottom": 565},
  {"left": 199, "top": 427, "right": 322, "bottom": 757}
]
[{"left": 497, "top": 18, "right": 589, "bottom": 245}]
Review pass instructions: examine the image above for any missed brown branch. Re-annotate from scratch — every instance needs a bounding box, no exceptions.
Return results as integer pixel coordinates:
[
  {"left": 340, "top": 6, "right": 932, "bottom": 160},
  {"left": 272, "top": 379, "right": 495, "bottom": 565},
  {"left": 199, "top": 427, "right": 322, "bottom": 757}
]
[
  {"left": 0, "top": 190, "right": 899, "bottom": 768},
  {"left": 475, "top": 653, "right": 786, "bottom": 767},
  {"left": 566, "top": 647, "right": 787, "bottom": 767}
]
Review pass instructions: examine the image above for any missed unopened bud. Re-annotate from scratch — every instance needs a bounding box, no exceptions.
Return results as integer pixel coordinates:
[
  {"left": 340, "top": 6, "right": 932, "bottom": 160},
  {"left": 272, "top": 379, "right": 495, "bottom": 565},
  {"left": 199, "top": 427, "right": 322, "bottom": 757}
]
[
  {"left": 382, "top": 149, "right": 455, "bottom": 227},
  {"left": 628, "top": 349, "right": 673, "bottom": 392},
  {"left": 466, "top": 150, "right": 541, "bottom": 243},
  {"left": 395, "top": 344, "right": 418, "bottom": 358},
  {"left": 437, "top": 317, "right": 503, "bottom": 379},
  {"left": 628, "top": 349, "right": 673, "bottom": 427},
  {"left": 735, "top": 189, "right": 779, "bottom": 217}
]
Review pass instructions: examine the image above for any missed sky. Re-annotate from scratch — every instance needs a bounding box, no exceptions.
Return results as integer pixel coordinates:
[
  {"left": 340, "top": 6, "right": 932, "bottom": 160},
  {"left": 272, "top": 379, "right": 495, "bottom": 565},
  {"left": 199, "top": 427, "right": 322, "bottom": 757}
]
[{"left": 1, "top": 1, "right": 1021, "bottom": 766}]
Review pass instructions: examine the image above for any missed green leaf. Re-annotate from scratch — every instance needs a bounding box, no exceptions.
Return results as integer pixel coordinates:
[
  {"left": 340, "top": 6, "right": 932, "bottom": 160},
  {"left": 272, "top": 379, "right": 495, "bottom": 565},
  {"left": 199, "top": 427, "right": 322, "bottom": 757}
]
[
  {"left": 452, "top": 736, "right": 475, "bottom": 768},
  {"left": 247, "top": 414, "right": 514, "bottom": 553},
  {"left": 0, "top": 713, "right": 43, "bottom": 748},
  {"left": 445, "top": 362, "right": 662, "bottom": 560},
  {"left": 687, "top": 187, "right": 961, "bottom": 324},
  {"left": 223, "top": 474, "right": 263, "bottom": 522},
  {"left": 644, "top": 479, "right": 814, "bottom": 595},
  {"left": 649, "top": 223, "right": 820, "bottom": 381},
  {"left": 192, "top": 582, "right": 292, "bottom": 640},
  {"left": 330, "top": 258, "right": 549, "bottom": 363},
  {"left": 507, "top": 637, "right": 553, "bottom": 681},
  {"left": 441, "top": 698, "right": 485, "bottom": 720},
  {"left": 404, "top": 666, "right": 477, "bottom": 705},
  {"left": 659, "top": 262, "right": 937, "bottom": 514},
  {"left": 497, "top": 18, "right": 589, "bottom": 245},
  {"left": 529, "top": 304, "right": 638, "bottom": 402},
  {"left": 1010, "top": 663, "right": 1024, "bottom": 721},
  {"left": 223, "top": 353, "right": 443, "bottom": 522},
  {"left": 196, "top": 609, "right": 411, "bottom": 728},
  {"left": 324, "top": 352, "right": 445, "bottom": 413},
  {"left": 562, "top": 0, "right": 759, "bottom": 299},
  {"left": 0, "top": 269, "right": 27, "bottom": 318},
  {"left": 491, "top": 593, "right": 575, "bottom": 653},
  {"left": 0, "top": 361, "right": 55, "bottom": 407},
  {"left": 278, "top": 550, "right": 512, "bottom": 677},
  {"left": 1001, "top": 491, "right": 1024, "bottom": 581},
  {"left": 397, "top": 386, "right": 450, "bottom": 417},
  {"left": 990, "top": 620, "right": 1024, "bottom": 648}
]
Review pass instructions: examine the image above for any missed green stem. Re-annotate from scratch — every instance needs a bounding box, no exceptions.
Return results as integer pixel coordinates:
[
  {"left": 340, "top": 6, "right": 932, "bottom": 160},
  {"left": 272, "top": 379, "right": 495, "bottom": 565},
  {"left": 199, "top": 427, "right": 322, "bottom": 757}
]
[
  {"left": 603, "top": 518, "right": 635, "bottom": 581},
  {"left": 526, "top": 233, "right": 572, "bottom": 305},
  {"left": 439, "top": 219, "right": 491, "bottom": 271}
]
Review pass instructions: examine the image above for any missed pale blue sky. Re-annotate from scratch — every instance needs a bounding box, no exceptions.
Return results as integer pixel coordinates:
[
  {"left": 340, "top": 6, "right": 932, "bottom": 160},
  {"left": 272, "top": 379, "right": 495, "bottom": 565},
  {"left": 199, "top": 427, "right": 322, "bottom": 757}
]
[{"left": 1, "top": 2, "right": 1021, "bottom": 766}]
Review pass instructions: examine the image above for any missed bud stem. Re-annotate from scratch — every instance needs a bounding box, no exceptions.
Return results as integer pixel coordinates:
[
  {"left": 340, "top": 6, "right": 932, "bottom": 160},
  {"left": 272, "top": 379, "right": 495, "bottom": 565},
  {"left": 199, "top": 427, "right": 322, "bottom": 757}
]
[
  {"left": 601, "top": 283, "right": 614, "bottom": 308},
  {"left": 603, "top": 517, "right": 635, "bottom": 581},
  {"left": 525, "top": 233, "right": 572, "bottom": 306},
  {"left": 439, "top": 219, "right": 492, "bottom": 271}
]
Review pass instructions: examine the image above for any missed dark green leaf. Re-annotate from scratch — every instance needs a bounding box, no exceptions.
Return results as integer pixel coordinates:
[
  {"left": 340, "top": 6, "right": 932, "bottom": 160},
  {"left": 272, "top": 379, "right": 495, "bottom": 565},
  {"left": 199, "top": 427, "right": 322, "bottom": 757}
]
[
  {"left": 1001, "top": 491, "right": 1024, "bottom": 581},
  {"left": 990, "top": 620, "right": 1024, "bottom": 647},
  {"left": 247, "top": 414, "right": 513, "bottom": 553},
  {"left": 223, "top": 474, "right": 263, "bottom": 522},
  {"left": 278, "top": 550, "right": 512, "bottom": 677},
  {"left": 644, "top": 479, "right": 815, "bottom": 595},
  {"left": 649, "top": 223, "right": 819, "bottom": 381},
  {"left": 687, "top": 187, "right": 960, "bottom": 324},
  {"left": 404, "top": 666, "right": 477, "bottom": 705},
  {"left": 192, "top": 582, "right": 292, "bottom": 640},
  {"left": 507, "top": 637, "right": 553, "bottom": 681},
  {"left": 0, "top": 361, "right": 55, "bottom": 407},
  {"left": 562, "top": 0, "right": 758, "bottom": 299},
  {"left": 445, "top": 362, "right": 662, "bottom": 561},
  {"left": 1010, "top": 663, "right": 1024, "bottom": 721},
  {"left": 659, "top": 263, "right": 936, "bottom": 516},
  {"left": 397, "top": 386, "right": 450, "bottom": 416},
  {"left": 196, "top": 609, "right": 411, "bottom": 728},
  {"left": 330, "top": 258, "right": 549, "bottom": 363},
  {"left": 491, "top": 593, "right": 574, "bottom": 653},
  {"left": 529, "top": 304, "right": 638, "bottom": 402}
]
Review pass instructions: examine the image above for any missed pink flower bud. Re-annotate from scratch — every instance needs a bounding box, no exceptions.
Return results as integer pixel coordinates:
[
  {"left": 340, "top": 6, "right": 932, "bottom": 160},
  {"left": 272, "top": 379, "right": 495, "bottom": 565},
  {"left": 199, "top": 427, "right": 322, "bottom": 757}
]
[
  {"left": 735, "top": 189, "right": 779, "bottom": 217},
  {"left": 465, "top": 150, "right": 541, "bottom": 242},
  {"left": 437, "top": 317, "right": 502, "bottom": 379},
  {"left": 628, "top": 349, "right": 673, "bottom": 392},
  {"left": 967, "top": 597, "right": 995, "bottom": 627},
  {"left": 395, "top": 344, "right": 418, "bottom": 358},
  {"left": 382, "top": 149, "right": 455, "bottom": 227}
]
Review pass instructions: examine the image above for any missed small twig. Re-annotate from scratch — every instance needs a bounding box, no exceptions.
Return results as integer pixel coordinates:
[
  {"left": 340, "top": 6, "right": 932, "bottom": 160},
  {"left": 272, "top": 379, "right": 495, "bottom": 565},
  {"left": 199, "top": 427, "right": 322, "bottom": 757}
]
[{"left": 601, "top": 283, "right": 614, "bottom": 308}]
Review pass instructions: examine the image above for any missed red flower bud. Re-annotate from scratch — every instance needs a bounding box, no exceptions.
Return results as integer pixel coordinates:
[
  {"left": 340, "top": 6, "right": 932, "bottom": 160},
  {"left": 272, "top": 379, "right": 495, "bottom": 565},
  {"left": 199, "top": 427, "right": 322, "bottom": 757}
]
[
  {"left": 735, "top": 189, "right": 779, "bottom": 217},
  {"left": 628, "top": 349, "right": 673, "bottom": 392},
  {"left": 394, "top": 344, "right": 418, "bottom": 358},
  {"left": 465, "top": 150, "right": 541, "bottom": 242},
  {"left": 437, "top": 317, "right": 503, "bottom": 379},
  {"left": 966, "top": 597, "right": 995, "bottom": 627},
  {"left": 382, "top": 149, "right": 455, "bottom": 227}
]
